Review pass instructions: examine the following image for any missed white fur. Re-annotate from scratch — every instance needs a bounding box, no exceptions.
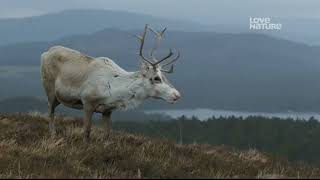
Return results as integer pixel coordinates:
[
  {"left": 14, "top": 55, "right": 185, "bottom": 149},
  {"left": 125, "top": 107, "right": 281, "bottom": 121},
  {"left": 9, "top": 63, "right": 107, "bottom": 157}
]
[{"left": 42, "top": 46, "right": 180, "bottom": 113}]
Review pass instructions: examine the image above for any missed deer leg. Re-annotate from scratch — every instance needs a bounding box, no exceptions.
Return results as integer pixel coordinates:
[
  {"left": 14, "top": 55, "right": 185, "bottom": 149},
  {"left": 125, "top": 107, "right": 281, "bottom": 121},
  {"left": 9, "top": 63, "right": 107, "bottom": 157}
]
[
  {"left": 83, "top": 104, "right": 94, "bottom": 143},
  {"left": 48, "top": 97, "right": 60, "bottom": 138},
  {"left": 102, "top": 111, "right": 112, "bottom": 139}
]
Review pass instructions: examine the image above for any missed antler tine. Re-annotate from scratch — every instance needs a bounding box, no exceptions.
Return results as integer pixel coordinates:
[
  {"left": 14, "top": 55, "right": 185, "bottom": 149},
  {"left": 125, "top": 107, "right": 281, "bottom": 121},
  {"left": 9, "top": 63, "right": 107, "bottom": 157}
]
[
  {"left": 152, "top": 48, "right": 176, "bottom": 66},
  {"left": 148, "top": 27, "right": 167, "bottom": 39},
  {"left": 160, "top": 28, "right": 167, "bottom": 37},
  {"left": 135, "top": 24, "right": 154, "bottom": 65},
  {"left": 148, "top": 27, "right": 167, "bottom": 62},
  {"left": 161, "top": 50, "right": 180, "bottom": 67},
  {"left": 161, "top": 64, "right": 174, "bottom": 73},
  {"left": 149, "top": 32, "right": 161, "bottom": 62},
  {"left": 135, "top": 24, "right": 179, "bottom": 68}
]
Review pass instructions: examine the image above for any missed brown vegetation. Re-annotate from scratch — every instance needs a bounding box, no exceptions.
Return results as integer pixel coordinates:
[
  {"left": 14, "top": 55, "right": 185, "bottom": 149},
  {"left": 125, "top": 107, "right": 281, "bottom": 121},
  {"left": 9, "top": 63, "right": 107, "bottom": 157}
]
[{"left": 0, "top": 113, "right": 319, "bottom": 178}]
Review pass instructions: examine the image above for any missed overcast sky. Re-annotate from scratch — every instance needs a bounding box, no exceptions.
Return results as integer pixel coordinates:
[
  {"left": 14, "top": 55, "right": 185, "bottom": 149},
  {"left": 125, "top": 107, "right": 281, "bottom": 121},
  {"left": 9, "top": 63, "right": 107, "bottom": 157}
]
[{"left": 1, "top": 0, "right": 320, "bottom": 24}]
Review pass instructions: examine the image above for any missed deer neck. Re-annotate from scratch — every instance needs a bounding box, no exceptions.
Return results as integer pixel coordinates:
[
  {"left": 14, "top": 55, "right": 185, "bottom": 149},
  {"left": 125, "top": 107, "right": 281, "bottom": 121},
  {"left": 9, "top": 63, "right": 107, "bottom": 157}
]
[{"left": 106, "top": 71, "right": 150, "bottom": 110}]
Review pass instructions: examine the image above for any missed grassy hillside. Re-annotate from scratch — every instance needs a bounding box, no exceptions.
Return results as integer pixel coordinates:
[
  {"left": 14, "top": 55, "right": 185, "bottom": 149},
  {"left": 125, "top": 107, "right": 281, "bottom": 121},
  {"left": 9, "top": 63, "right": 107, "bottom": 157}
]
[{"left": 0, "top": 113, "right": 320, "bottom": 178}]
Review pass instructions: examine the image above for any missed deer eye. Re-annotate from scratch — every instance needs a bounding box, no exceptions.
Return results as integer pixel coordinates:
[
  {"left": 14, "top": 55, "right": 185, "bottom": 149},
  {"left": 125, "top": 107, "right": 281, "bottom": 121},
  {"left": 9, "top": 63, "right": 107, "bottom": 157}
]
[{"left": 153, "top": 76, "right": 162, "bottom": 83}]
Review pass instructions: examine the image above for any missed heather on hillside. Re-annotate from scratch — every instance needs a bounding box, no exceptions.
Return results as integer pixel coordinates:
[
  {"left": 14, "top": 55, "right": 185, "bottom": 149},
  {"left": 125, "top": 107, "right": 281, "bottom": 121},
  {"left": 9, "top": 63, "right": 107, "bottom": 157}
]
[{"left": 0, "top": 113, "right": 319, "bottom": 178}]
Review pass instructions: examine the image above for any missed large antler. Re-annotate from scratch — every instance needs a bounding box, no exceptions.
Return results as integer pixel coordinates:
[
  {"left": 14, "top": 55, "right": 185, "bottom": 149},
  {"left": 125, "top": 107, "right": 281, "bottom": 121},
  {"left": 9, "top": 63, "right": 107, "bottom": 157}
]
[
  {"left": 149, "top": 27, "right": 166, "bottom": 63},
  {"left": 160, "top": 50, "right": 180, "bottom": 73},
  {"left": 135, "top": 24, "right": 180, "bottom": 73},
  {"left": 135, "top": 24, "right": 155, "bottom": 65}
]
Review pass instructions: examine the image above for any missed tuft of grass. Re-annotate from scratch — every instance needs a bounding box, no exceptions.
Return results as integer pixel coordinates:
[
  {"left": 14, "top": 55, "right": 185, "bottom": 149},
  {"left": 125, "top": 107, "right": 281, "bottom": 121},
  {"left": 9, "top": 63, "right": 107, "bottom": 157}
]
[{"left": 0, "top": 113, "right": 320, "bottom": 178}]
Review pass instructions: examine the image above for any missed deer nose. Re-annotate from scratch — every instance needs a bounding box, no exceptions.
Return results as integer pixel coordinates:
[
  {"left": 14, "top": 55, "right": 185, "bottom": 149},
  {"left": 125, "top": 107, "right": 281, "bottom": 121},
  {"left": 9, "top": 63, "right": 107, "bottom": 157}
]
[{"left": 172, "top": 92, "right": 181, "bottom": 101}]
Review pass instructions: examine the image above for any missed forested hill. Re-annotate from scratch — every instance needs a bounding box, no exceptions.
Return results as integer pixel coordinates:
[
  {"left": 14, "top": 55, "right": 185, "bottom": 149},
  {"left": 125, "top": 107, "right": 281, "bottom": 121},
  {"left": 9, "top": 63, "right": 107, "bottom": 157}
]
[{"left": 115, "top": 115, "right": 320, "bottom": 166}]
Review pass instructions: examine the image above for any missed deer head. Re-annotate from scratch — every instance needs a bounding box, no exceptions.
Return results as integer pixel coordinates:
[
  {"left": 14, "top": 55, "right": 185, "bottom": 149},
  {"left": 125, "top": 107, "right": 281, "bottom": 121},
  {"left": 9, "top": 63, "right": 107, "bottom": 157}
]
[{"left": 135, "top": 24, "right": 181, "bottom": 104}]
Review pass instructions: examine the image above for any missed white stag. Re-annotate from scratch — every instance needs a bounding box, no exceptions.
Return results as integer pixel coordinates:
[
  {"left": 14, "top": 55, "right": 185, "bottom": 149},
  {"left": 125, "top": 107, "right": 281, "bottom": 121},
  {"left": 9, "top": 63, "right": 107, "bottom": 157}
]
[{"left": 40, "top": 24, "right": 181, "bottom": 142}]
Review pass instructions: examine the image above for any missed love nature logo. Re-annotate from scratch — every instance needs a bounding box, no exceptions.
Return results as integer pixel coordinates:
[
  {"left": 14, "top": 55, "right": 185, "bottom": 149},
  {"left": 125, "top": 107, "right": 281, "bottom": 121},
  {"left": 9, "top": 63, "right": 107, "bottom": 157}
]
[{"left": 249, "top": 17, "right": 282, "bottom": 31}]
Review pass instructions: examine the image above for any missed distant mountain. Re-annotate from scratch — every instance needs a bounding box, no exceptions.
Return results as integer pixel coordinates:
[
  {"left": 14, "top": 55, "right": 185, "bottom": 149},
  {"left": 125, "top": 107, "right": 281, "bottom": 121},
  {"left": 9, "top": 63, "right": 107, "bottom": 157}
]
[
  {"left": 206, "top": 17, "right": 320, "bottom": 46},
  {"left": 1, "top": 10, "right": 319, "bottom": 47},
  {"left": 1, "top": 28, "right": 320, "bottom": 112},
  {"left": 267, "top": 18, "right": 320, "bottom": 46},
  {"left": 0, "top": 9, "right": 209, "bottom": 46}
]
